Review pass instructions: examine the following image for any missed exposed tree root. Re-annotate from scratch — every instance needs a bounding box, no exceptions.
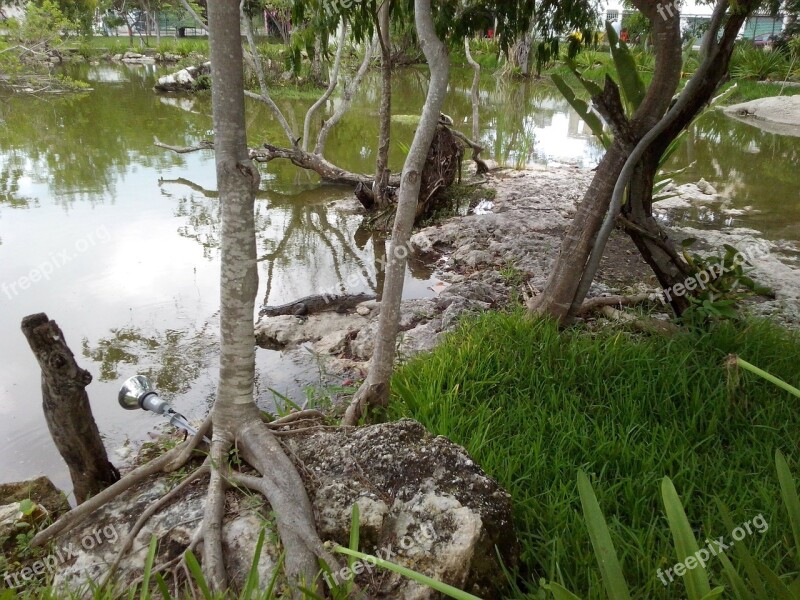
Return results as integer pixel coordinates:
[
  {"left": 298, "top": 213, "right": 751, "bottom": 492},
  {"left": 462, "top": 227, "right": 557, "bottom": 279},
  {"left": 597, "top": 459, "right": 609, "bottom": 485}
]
[
  {"left": 449, "top": 128, "right": 489, "bottom": 175},
  {"left": 263, "top": 409, "right": 326, "bottom": 427},
  {"left": 102, "top": 459, "right": 211, "bottom": 588},
  {"left": 233, "top": 419, "right": 344, "bottom": 593},
  {"left": 30, "top": 441, "right": 191, "bottom": 547},
  {"left": 165, "top": 414, "right": 212, "bottom": 473},
  {"left": 35, "top": 402, "right": 353, "bottom": 596},
  {"left": 201, "top": 439, "right": 231, "bottom": 592},
  {"left": 576, "top": 293, "right": 654, "bottom": 315}
]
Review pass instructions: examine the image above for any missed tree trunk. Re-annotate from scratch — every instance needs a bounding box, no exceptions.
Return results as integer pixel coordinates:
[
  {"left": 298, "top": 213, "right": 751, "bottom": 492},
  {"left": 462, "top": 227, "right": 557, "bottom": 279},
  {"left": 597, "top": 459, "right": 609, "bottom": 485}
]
[
  {"left": 622, "top": 150, "right": 692, "bottom": 315},
  {"left": 530, "top": 141, "right": 630, "bottom": 320},
  {"left": 206, "top": 1, "right": 337, "bottom": 593},
  {"left": 344, "top": 0, "right": 449, "bottom": 425},
  {"left": 508, "top": 26, "right": 534, "bottom": 76},
  {"left": 531, "top": 2, "right": 683, "bottom": 322},
  {"left": 314, "top": 34, "right": 376, "bottom": 155},
  {"left": 20, "top": 313, "right": 119, "bottom": 504},
  {"left": 311, "top": 34, "right": 323, "bottom": 85},
  {"left": 303, "top": 21, "right": 346, "bottom": 153},
  {"left": 464, "top": 37, "right": 480, "bottom": 141},
  {"left": 373, "top": 0, "right": 392, "bottom": 208},
  {"left": 571, "top": 0, "right": 759, "bottom": 319}
]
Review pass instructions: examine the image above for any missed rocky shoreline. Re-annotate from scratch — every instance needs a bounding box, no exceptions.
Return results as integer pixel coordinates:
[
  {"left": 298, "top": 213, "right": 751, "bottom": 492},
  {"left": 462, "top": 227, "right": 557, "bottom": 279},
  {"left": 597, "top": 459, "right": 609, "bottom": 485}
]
[{"left": 255, "top": 165, "right": 800, "bottom": 378}]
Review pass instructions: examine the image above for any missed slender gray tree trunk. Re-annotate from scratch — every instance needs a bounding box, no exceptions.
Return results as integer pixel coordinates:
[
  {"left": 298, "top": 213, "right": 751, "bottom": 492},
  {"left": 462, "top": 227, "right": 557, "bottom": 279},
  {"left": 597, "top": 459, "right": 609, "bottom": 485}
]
[
  {"left": 373, "top": 0, "right": 392, "bottom": 207},
  {"left": 315, "top": 34, "right": 376, "bottom": 155},
  {"left": 303, "top": 21, "right": 347, "bottom": 153},
  {"left": 205, "top": 2, "right": 339, "bottom": 594},
  {"left": 464, "top": 36, "right": 480, "bottom": 141},
  {"left": 344, "top": 0, "right": 449, "bottom": 425}
]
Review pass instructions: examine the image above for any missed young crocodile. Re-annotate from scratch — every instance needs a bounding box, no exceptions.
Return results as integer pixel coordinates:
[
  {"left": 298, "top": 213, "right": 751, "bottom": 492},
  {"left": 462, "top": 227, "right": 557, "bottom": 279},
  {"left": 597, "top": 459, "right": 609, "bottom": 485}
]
[{"left": 259, "top": 293, "right": 376, "bottom": 317}]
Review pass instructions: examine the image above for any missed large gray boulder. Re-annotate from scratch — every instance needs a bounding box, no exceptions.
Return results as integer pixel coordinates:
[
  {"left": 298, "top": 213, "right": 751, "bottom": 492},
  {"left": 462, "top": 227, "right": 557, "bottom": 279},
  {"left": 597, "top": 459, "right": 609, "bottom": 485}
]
[{"left": 51, "top": 419, "right": 517, "bottom": 599}]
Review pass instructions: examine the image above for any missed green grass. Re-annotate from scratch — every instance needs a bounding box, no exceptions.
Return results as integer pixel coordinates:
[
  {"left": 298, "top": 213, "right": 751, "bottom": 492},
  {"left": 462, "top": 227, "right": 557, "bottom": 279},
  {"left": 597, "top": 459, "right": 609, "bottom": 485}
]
[
  {"left": 65, "top": 35, "right": 209, "bottom": 54},
  {"left": 389, "top": 311, "right": 800, "bottom": 599},
  {"left": 720, "top": 80, "right": 800, "bottom": 104}
]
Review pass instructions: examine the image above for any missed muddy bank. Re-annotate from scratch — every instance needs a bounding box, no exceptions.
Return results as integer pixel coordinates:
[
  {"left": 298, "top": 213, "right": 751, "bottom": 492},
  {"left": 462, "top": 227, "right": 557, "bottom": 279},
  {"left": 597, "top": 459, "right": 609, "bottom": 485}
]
[{"left": 255, "top": 166, "right": 800, "bottom": 376}]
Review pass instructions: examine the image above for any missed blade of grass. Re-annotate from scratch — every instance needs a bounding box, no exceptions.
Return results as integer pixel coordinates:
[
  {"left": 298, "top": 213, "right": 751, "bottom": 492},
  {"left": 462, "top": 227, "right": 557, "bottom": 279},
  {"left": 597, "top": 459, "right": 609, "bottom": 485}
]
[
  {"left": 661, "top": 477, "right": 711, "bottom": 600},
  {"left": 183, "top": 549, "right": 213, "bottom": 600},
  {"left": 577, "top": 470, "right": 631, "bottom": 600},
  {"left": 139, "top": 534, "right": 158, "bottom": 600},
  {"left": 776, "top": 450, "right": 800, "bottom": 566},
  {"left": 332, "top": 545, "right": 484, "bottom": 600}
]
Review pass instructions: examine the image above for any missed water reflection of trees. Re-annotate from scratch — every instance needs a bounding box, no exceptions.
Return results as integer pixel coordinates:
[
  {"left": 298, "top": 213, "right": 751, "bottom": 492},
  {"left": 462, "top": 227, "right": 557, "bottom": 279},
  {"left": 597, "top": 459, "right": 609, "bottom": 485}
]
[
  {"left": 0, "top": 65, "right": 211, "bottom": 206},
  {"left": 81, "top": 322, "right": 214, "bottom": 394},
  {"left": 160, "top": 177, "right": 433, "bottom": 304},
  {"left": 0, "top": 156, "right": 37, "bottom": 210}
]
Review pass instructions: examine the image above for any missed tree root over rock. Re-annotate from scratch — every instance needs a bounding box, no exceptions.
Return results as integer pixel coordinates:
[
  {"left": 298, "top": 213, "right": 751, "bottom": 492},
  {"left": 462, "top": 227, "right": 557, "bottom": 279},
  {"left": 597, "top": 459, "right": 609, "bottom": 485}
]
[{"left": 32, "top": 408, "right": 347, "bottom": 598}]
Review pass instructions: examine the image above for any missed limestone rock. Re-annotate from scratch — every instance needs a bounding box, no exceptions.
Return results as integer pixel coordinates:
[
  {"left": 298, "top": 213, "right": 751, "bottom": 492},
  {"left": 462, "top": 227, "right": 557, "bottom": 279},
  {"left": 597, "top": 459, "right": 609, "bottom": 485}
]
[
  {"left": 0, "top": 476, "right": 68, "bottom": 518},
  {"left": 153, "top": 63, "right": 211, "bottom": 92},
  {"left": 51, "top": 420, "right": 517, "bottom": 599}
]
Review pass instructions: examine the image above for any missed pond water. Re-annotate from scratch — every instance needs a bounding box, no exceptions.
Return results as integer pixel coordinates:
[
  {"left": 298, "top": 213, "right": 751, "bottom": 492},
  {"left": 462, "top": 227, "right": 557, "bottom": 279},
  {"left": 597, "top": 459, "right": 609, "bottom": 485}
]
[{"left": 0, "top": 63, "right": 798, "bottom": 494}]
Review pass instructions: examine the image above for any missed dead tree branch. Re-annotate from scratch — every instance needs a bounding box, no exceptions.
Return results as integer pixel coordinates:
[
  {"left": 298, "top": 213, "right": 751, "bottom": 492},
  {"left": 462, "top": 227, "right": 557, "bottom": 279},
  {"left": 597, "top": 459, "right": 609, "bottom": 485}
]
[{"left": 154, "top": 137, "right": 213, "bottom": 154}]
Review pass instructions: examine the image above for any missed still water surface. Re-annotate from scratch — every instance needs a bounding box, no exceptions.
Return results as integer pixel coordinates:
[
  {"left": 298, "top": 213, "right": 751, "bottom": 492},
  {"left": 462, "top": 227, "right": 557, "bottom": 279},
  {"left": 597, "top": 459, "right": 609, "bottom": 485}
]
[{"left": 0, "top": 63, "right": 797, "bottom": 494}]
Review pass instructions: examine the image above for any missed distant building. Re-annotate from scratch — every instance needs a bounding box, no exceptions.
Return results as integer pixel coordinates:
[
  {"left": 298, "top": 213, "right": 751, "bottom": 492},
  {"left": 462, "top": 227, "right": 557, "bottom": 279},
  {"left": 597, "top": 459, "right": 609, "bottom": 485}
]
[{"left": 601, "top": 0, "right": 785, "bottom": 42}]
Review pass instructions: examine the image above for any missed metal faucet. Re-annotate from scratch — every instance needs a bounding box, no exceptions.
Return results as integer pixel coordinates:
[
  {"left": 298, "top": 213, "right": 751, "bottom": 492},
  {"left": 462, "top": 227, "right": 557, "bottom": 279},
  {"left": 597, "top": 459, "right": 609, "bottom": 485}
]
[{"left": 118, "top": 375, "right": 210, "bottom": 443}]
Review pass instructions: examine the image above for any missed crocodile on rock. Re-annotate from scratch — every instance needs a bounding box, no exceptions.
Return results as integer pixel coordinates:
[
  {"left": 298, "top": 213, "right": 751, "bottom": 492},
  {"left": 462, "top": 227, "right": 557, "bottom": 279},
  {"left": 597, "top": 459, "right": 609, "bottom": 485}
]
[{"left": 258, "top": 293, "right": 376, "bottom": 318}]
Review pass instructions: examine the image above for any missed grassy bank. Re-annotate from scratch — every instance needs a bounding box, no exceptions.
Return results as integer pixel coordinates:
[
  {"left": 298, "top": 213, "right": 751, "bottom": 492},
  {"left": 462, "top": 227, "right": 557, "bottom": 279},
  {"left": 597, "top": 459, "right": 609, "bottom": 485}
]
[
  {"left": 389, "top": 311, "right": 800, "bottom": 599},
  {"left": 721, "top": 79, "right": 800, "bottom": 103}
]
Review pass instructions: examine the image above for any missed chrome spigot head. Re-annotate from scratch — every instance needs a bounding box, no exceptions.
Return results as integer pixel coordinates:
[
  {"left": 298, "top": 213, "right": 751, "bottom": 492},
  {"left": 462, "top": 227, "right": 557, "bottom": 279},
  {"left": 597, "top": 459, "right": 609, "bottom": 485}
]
[{"left": 118, "top": 375, "right": 167, "bottom": 413}]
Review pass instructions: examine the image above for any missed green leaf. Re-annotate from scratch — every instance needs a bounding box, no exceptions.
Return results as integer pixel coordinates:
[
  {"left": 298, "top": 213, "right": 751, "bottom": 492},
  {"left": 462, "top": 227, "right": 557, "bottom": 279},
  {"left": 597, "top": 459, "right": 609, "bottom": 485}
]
[
  {"left": 542, "top": 581, "right": 583, "bottom": 600},
  {"left": 776, "top": 450, "right": 800, "bottom": 566},
  {"left": 17, "top": 499, "right": 35, "bottom": 516},
  {"left": 265, "top": 552, "right": 285, "bottom": 597},
  {"left": 661, "top": 477, "right": 712, "bottom": 600},
  {"left": 757, "top": 561, "right": 795, "bottom": 600},
  {"left": 183, "top": 549, "right": 213, "bottom": 600},
  {"left": 242, "top": 527, "right": 266, "bottom": 599},
  {"left": 551, "top": 74, "right": 610, "bottom": 148},
  {"left": 139, "top": 534, "right": 158, "bottom": 600},
  {"left": 576, "top": 470, "right": 631, "bottom": 600},
  {"left": 154, "top": 573, "right": 173, "bottom": 600},
  {"left": 605, "top": 21, "right": 646, "bottom": 110},
  {"left": 332, "top": 545, "right": 484, "bottom": 600},
  {"left": 717, "top": 551, "right": 754, "bottom": 600},
  {"left": 700, "top": 586, "right": 726, "bottom": 599},
  {"left": 346, "top": 503, "right": 361, "bottom": 595},
  {"left": 564, "top": 57, "right": 603, "bottom": 97}
]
